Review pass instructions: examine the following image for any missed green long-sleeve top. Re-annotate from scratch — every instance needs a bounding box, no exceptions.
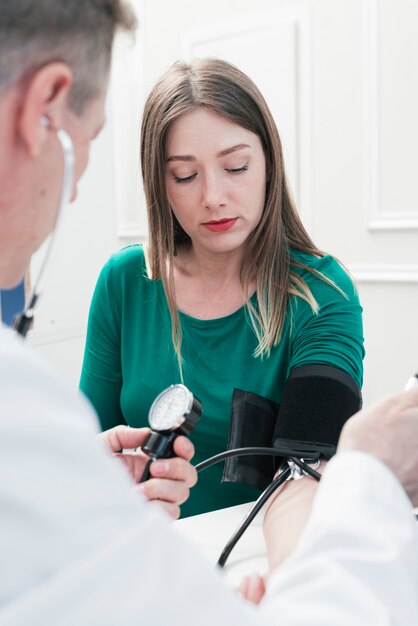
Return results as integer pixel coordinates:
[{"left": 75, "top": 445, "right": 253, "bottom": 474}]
[{"left": 80, "top": 245, "right": 364, "bottom": 517}]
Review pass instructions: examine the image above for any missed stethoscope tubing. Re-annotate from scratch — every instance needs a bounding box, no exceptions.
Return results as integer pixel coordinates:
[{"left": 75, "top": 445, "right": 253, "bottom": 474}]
[{"left": 14, "top": 128, "right": 74, "bottom": 337}]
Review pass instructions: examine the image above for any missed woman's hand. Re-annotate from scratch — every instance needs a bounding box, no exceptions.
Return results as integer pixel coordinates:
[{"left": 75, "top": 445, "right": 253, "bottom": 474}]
[
  {"left": 98, "top": 425, "right": 198, "bottom": 519},
  {"left": 237, "top": 573, "right": 266, "bottom": 605}
]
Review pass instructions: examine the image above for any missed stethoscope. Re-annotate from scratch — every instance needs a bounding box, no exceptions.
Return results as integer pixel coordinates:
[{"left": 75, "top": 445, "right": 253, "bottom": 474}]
[
  {"left": 140, "top": 376, "right": 418, "bottom": 568},
  {"left": 13, "top": 117, "right": 74, "bottom": 337}
]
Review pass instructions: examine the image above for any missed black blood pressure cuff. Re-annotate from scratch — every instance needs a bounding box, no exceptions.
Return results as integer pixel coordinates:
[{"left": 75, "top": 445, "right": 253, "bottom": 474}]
[
  {"left": 221, "top": 389, "right": 279, "bottom": 491},
  {"left": 221, "top": 365, "right": 362, "bottom": 491}
]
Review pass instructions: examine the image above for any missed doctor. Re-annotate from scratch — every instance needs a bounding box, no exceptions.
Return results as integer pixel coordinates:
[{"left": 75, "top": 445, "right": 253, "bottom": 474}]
[
  {"left": 0, "top": 0, "right": 196, "bottom": 522},
  {"left": 0, "top": 1, "right": 417, "bottom": 625}
]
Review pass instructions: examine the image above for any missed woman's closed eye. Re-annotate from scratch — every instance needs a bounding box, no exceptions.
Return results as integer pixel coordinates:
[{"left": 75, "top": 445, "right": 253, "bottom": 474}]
[
  {"left": 225, "top": 164, "right": 249, "bottom": 174},
  {"left": 172, "top": 163, "right": 249, "bottom": 184},
  {"left": 173, "top": 173, "right": 197, "bottom": 184}
]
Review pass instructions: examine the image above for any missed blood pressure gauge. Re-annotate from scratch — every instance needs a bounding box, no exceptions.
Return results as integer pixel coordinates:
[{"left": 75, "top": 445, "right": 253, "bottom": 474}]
[
  {"left": 140, "top": 385, "right": 202, "bottom": 478},
  {"left": 148, "top": 384, "right": 201, "bottom": 435}
]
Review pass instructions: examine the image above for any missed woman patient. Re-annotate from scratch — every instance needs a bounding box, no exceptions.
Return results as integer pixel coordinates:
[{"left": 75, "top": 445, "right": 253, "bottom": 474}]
[{"left": 80, "top": 59, "right": 364, "bottom": 562}]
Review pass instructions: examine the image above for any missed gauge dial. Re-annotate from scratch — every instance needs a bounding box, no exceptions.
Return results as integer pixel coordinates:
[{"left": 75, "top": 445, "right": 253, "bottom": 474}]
[{"left": 148, "top": 384, "right": 195, "bottom": 431}]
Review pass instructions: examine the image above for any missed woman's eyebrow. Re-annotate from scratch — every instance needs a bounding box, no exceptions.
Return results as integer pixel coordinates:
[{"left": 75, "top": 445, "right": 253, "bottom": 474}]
[
  {"left": 166, "top": 154, "right": 195, "bottom": 163},
  {"left": 166, "top": 143, "right": 251, "bottom": 163},
  {"left": 217, "top": 143, "right": 251, "bottom": 157}
]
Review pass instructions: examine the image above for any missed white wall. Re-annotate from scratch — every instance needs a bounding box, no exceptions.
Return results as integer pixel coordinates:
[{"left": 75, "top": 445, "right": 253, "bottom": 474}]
[{"left": 30, "top": 0, "right": 418, "bottom": 405}]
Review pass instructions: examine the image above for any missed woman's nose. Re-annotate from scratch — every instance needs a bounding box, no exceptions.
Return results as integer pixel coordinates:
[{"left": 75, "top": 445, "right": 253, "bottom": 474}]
[{"left": 202, "top": 172, "right": 226, "bottom": 210}]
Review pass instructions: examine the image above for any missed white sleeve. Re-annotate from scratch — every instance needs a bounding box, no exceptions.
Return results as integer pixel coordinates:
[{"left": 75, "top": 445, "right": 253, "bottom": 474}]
[
  {"left": 0, "top": 329, "right": 257, "bottom": 626},
  {"left": 261, "top": 451, "right": 418, "bottom": 626},
  {"left": 2, "top": 330, "right": 417, "bottom": 625}
]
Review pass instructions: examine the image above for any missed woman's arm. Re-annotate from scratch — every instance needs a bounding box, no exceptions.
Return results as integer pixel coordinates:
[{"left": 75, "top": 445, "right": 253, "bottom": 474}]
[
  {"left": 263, "top": 260, "right": 364, "bottom": 571},
  {"left": 263, "top": 460, "right": 327, "bottom": 572},
  {"left": 80, "top": 260, "right": 125, "bottom": 430}
]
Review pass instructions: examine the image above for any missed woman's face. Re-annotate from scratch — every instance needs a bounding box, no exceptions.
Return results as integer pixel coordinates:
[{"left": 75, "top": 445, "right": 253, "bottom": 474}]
[{"left": 164, "top": 107, "right": 268, "bottom": 256}]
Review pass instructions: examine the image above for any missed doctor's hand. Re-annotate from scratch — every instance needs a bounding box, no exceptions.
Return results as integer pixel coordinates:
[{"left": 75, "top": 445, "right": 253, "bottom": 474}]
[
  {"left": 98, "top": 425, "right": 198, "bottom": 519},
  {"left": 338, "top": 385, "right": 418, "bottom": 506}
]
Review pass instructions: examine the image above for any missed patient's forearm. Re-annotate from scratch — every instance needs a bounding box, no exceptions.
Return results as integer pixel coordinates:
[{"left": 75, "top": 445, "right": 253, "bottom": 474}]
[{"left": 263, "top": 460, "right": 327, "bottom": 573}]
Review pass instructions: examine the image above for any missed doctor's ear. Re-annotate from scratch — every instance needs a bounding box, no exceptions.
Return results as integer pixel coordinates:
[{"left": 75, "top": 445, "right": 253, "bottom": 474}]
[{"left": 18, "top": 62, "right": 73, "bottom": 157}]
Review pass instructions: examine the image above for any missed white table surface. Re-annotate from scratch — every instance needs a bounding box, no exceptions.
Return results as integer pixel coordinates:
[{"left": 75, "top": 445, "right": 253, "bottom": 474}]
[
  {"left": 176, "top": 498, "right": 418, "bottom": 590},
  {"left": 175, "top": 502, "right": 268, "bottom": 587}
]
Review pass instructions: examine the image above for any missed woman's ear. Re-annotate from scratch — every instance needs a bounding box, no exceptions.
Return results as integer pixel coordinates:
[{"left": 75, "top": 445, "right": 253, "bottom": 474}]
[{"left": 18, "top": 62, "right": 73, "bottom": 157}]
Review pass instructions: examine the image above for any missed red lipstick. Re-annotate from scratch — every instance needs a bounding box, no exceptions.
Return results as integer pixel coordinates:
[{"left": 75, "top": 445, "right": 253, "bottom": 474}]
[{"left": 202, "top": 218, "right": 238, "bottom": 232}]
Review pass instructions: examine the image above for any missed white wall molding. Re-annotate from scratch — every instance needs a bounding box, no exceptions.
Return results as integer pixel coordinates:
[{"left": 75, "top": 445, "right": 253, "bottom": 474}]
[
  {"left": 350, "top": 264, "right": 418, "bottom": 283},
  {"left": 363, "top": 0, "right": 418, "bottom": 231},
  {"left": 117, "top": 229, "right": 148, "bottom": 251},
  {"left": 117, "top": 227, "right": 148, "bottom": 240},
  {"left": 181, "top": 4, "right": 313, "bottom": 231},
  {"left": 366, "top": 215, "right": 418, "bottom": 231}
]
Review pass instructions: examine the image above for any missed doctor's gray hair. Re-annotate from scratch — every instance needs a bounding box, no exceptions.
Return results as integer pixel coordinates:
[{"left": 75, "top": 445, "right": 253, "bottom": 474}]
[{"left": 0, "top": 0, "right": 136, "bottom": 114}]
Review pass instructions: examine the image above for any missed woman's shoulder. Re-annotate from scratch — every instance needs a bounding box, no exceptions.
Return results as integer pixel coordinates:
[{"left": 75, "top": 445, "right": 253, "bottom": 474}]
[
  {"left": 108, "top": 243, "right": 146, "bottom": 266},
  {"left": 289, "top": 248, "right": 357, "bottom": 300},
  {"left": 102, "top": 244, "right": 148, "bottom": 280},
  {"left": 94, "top": 245, "right": 152, "bottom": 303}
]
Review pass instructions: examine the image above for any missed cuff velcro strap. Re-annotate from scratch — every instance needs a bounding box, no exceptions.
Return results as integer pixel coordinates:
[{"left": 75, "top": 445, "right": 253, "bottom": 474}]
[{"left": 272, "top": 365, "right": 362, "bottom": 459}]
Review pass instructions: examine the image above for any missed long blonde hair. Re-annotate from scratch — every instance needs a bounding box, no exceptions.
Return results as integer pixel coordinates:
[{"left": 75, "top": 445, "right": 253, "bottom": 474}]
[{"left": 140, "top": 58, "right": 335, "bottom": 372}]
